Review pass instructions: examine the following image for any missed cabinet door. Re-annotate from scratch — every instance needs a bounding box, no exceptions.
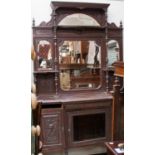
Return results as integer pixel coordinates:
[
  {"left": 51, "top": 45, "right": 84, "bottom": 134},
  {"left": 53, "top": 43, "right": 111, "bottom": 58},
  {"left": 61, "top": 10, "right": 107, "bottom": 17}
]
[
  {"left": 67, "top": 108, "right": 112, "bottom": 147},
  {"left": 41, "top": 108, "right": 64, "bottom": 150}
]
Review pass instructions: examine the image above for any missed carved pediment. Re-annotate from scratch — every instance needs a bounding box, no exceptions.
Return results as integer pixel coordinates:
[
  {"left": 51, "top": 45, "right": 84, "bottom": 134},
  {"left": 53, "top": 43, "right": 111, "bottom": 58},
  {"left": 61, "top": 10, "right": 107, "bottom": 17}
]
[
  {"left": 108, "top": 22, "right": 123, "bottom": 29},
  {"left": 107, "top": 22, "right": 118, "bottom": 28},
  {"left": 39, "top": 21, "right": 48, "bottom": 27},
  {"left": 39, "top": 20, "right": 53, "bottom": 27}
]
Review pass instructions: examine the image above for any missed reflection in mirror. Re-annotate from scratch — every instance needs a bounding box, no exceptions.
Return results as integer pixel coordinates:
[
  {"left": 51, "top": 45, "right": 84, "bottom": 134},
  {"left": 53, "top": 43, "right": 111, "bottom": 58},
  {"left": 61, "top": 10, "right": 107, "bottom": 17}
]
[
  {"left": 107, "top": 40, "right": 119, "bottom": 67},
  {"left": 37, "top": 40, "right": 53, "bottom": 70},
  {"left": 59, "top": 41, "right": 101, "bottom": 91},
  {"left": 59, "top": 13, "right": 100, "bottom": 26}
]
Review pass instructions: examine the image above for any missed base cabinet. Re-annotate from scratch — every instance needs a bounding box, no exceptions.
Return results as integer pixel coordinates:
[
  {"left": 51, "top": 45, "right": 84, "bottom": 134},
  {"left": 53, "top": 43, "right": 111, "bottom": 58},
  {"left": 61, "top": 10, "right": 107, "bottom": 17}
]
[
  {"left": 39, "top": 99, "right": 112, "bottom": 154},
  {"left": 66, "top": 101, "right": 112, "bottom": 148}
]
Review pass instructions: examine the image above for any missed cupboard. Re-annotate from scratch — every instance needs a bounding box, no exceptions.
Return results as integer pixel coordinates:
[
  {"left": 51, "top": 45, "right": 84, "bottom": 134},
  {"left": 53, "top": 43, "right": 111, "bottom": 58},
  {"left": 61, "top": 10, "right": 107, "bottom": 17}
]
[{"left": 32, "top": 1, "right": 123, "bottom": 155}]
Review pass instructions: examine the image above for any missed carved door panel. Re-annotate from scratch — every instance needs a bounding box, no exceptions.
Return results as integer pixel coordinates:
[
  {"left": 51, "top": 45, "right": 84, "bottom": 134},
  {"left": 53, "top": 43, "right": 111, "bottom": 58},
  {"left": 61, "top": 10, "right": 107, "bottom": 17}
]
[{"left": 41, "top": 108, "right": 64, "bottom": 150}]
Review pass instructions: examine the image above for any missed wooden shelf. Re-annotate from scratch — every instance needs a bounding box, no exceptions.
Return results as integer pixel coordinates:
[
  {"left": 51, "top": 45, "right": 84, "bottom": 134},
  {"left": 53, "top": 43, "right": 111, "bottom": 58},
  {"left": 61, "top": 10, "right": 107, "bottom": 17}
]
[
  {"left": 34, "top": 70, "right": 59, "bottom": 74},
  {"left": 60, "top": 63, "right": 101, "bottom": 70}
]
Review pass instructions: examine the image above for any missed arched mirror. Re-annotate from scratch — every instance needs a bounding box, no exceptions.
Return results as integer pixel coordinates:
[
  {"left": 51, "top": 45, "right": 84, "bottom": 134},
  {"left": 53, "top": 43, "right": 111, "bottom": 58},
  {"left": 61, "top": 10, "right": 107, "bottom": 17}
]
[
  {"left": 107, "top": 40, "right": 120, "bottom": 67},
  {"left": 58, "top": 13, "right": 100, "bottom": 26},
  {"left": 36, "top": 40, "right": 53, "bottom": 70},
  {"left": 59, "top": 40, "right": 101, "bottom": 91}
]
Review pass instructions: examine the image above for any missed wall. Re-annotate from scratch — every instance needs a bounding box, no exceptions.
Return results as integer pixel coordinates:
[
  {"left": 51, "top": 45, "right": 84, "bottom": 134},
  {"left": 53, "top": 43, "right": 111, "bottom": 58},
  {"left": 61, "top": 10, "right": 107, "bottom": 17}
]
[{"left": 31, "top": 0, "right": 124, "bottom": 27}]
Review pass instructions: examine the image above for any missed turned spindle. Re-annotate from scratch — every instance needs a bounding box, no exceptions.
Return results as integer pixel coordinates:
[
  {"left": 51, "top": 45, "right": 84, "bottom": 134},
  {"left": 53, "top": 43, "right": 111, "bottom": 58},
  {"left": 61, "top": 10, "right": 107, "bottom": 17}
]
[
  {"left": 31, "top": 93, "right": 38, "bottom": 110},
  {"left": 36, "top": 125, "right": 41, "bottom": 136},
  {"left": 31, "top": 125, "right": 37, "bottom": 136},
  {"left": 31, "top": 46, "right": 36, "bottom": 61},
  {"left": 31, "top": 83, "right": 36, "bottom": 94}
]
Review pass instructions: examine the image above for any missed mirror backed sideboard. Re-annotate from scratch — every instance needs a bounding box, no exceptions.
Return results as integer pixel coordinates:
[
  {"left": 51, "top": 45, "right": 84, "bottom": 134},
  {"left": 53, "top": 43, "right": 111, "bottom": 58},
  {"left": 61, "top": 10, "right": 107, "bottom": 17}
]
[{"left": 32, "top": 1, "right": 124, "bottom": 155}]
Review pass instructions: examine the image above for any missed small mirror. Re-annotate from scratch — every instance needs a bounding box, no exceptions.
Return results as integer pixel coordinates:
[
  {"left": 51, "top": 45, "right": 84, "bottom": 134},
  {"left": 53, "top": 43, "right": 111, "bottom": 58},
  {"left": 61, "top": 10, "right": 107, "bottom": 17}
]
[
  {"left": 59, "top": 40, "right": 101, "bottom": 91},
  {"left": 59, "top": 13, "right": 100, "bottom": 26},
  {"left": 107, "top": 40, "right": 120, "bottom": 67},
  {"left": 37, "top": 40, "right": 53, "bottom": 70}
]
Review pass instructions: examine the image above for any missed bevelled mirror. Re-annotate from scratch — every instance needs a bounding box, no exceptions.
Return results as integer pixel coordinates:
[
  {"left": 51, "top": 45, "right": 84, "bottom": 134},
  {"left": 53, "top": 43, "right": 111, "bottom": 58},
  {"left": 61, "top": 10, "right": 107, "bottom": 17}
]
[
  {"left": 107, "top": 40, "right": 120, "bottom": 67},
  {"left": 59, "top": 40, "right": 101, "bottom": 91},
  {"left": 36, "top": 40, "right": 53, "bottom": 70},
  {"left": 58, "top": 13, "right": 100, "bottom": 26}
]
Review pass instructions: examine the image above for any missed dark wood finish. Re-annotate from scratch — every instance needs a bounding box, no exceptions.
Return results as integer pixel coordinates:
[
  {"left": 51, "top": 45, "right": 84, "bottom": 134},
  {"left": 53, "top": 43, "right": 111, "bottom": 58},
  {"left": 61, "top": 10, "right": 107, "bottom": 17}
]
[
  {"left": 49, "top": 2, "right": 109, "bottom": 27},
  {"left": 32, "top": 1, "right": 123, "bottom": 155},
  {"left": 37, "top": 92, "right": 113, "bottom": 154},
  {"left": 40, "top": 107, "right": 65, "bottom": 153},
  {"left": 35, "top": 73, "right": 56, "bottom": 95},
  {"left": 104, "top": 141, "right": 124, "bottom": 155}
]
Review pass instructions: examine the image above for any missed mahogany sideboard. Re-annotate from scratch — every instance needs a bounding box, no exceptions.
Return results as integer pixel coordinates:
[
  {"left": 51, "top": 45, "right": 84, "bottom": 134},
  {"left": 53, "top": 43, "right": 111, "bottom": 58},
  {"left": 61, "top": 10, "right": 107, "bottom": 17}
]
[{"left": 31, "top": 1, "right": 123, "bottom": 155}]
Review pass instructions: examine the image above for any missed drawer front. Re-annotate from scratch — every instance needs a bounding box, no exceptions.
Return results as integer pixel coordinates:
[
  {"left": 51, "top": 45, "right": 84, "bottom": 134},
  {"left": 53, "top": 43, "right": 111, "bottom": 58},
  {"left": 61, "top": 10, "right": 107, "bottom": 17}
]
[{"left": 65, "top": 100, "right": 112, "bottom": 111}]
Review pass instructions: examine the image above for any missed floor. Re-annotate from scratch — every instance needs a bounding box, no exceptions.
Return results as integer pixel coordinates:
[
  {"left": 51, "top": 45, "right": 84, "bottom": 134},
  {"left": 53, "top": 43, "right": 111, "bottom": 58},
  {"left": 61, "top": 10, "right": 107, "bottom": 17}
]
[
  {"left": 34, "top": 146, "right": 107, "bottom": 155},
  {"left": 32, "top": 139, "right": 107, "bottom": 155}
]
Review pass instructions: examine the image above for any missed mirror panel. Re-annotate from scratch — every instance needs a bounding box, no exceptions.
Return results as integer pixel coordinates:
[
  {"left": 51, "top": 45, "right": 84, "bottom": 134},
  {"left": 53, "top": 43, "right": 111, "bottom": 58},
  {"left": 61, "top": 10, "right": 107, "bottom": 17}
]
[
  {"left": 59, "top": 40, "right": 101, "bottom": 91},
  {"left": 36, "top": 40, "right": 53, "bottom": 70},
  {"left": 58, "top": 13, "right": 100, "bottom": 26},
  {"left": 107, "top": 40, "right": 120, "bottom": 67}
]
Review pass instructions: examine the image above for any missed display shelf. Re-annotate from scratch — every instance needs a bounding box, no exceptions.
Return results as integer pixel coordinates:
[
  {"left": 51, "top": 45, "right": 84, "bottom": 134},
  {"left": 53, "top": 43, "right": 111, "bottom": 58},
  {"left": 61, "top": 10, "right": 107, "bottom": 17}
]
[{"left": 33, "top": 70, "right": 59, "bottom": 74}]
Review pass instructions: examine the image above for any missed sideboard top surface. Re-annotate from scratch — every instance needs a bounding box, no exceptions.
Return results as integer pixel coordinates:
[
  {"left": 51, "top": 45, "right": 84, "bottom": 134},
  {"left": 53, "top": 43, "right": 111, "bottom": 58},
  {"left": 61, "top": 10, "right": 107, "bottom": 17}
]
[{"left": 37, "top": 91, "right": 113, "bottom": 104}]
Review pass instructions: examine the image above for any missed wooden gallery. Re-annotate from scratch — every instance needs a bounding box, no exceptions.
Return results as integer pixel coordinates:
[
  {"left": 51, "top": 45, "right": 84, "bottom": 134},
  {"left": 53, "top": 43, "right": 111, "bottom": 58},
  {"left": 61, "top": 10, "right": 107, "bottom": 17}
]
[{"left": 31, "top": 1, "right": 124, "bottom": 155}]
